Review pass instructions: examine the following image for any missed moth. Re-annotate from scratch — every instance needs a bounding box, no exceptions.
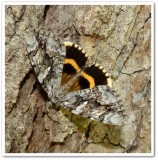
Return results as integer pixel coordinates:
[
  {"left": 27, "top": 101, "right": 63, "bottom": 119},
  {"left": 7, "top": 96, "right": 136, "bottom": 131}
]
[{"left": 25, "top": 31, "right": 125, "bottom": 125}]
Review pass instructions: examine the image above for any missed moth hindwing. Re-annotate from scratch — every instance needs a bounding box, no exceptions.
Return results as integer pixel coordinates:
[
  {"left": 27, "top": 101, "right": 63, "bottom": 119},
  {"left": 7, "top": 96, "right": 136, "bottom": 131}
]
[{"left": 25, "top": 33, "right": 125, "bottom": 125}]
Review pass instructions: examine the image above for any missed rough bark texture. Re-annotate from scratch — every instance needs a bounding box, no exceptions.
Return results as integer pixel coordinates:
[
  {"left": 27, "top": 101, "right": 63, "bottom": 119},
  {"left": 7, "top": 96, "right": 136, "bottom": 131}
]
[{"left": 5, "top": 5, "right": 151, "bottom": 153}]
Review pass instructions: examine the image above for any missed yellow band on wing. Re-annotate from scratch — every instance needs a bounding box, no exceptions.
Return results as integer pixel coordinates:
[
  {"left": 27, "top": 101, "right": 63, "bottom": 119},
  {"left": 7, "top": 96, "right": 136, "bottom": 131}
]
[
  {"left": 81, "top": 72, "right": 95, "bottom": 88},
  {"left": 64, "top": 58, "right": 81, "bottom": 72}
]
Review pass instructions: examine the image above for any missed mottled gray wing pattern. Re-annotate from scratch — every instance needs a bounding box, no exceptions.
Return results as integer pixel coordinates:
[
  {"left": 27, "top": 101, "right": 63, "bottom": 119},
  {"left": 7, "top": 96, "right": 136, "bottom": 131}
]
[
  {"left": 25, "top": 31, "right": 65, "bottom": 103},
  {"left": 60, "top": 85, "right": 125, "bottom": 125}
]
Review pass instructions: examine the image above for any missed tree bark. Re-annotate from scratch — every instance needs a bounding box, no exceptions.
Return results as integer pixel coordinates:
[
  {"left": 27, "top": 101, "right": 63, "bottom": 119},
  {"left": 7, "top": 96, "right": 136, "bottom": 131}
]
[{"left": 5, "top": 5, "right": 151, "bottom": 153}]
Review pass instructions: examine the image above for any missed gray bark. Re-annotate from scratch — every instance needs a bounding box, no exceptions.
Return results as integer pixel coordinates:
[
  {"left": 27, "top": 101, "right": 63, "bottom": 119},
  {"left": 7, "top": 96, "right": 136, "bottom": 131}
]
[{"left": 5, "top": 5, "right": 151, "bottom": 153}]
